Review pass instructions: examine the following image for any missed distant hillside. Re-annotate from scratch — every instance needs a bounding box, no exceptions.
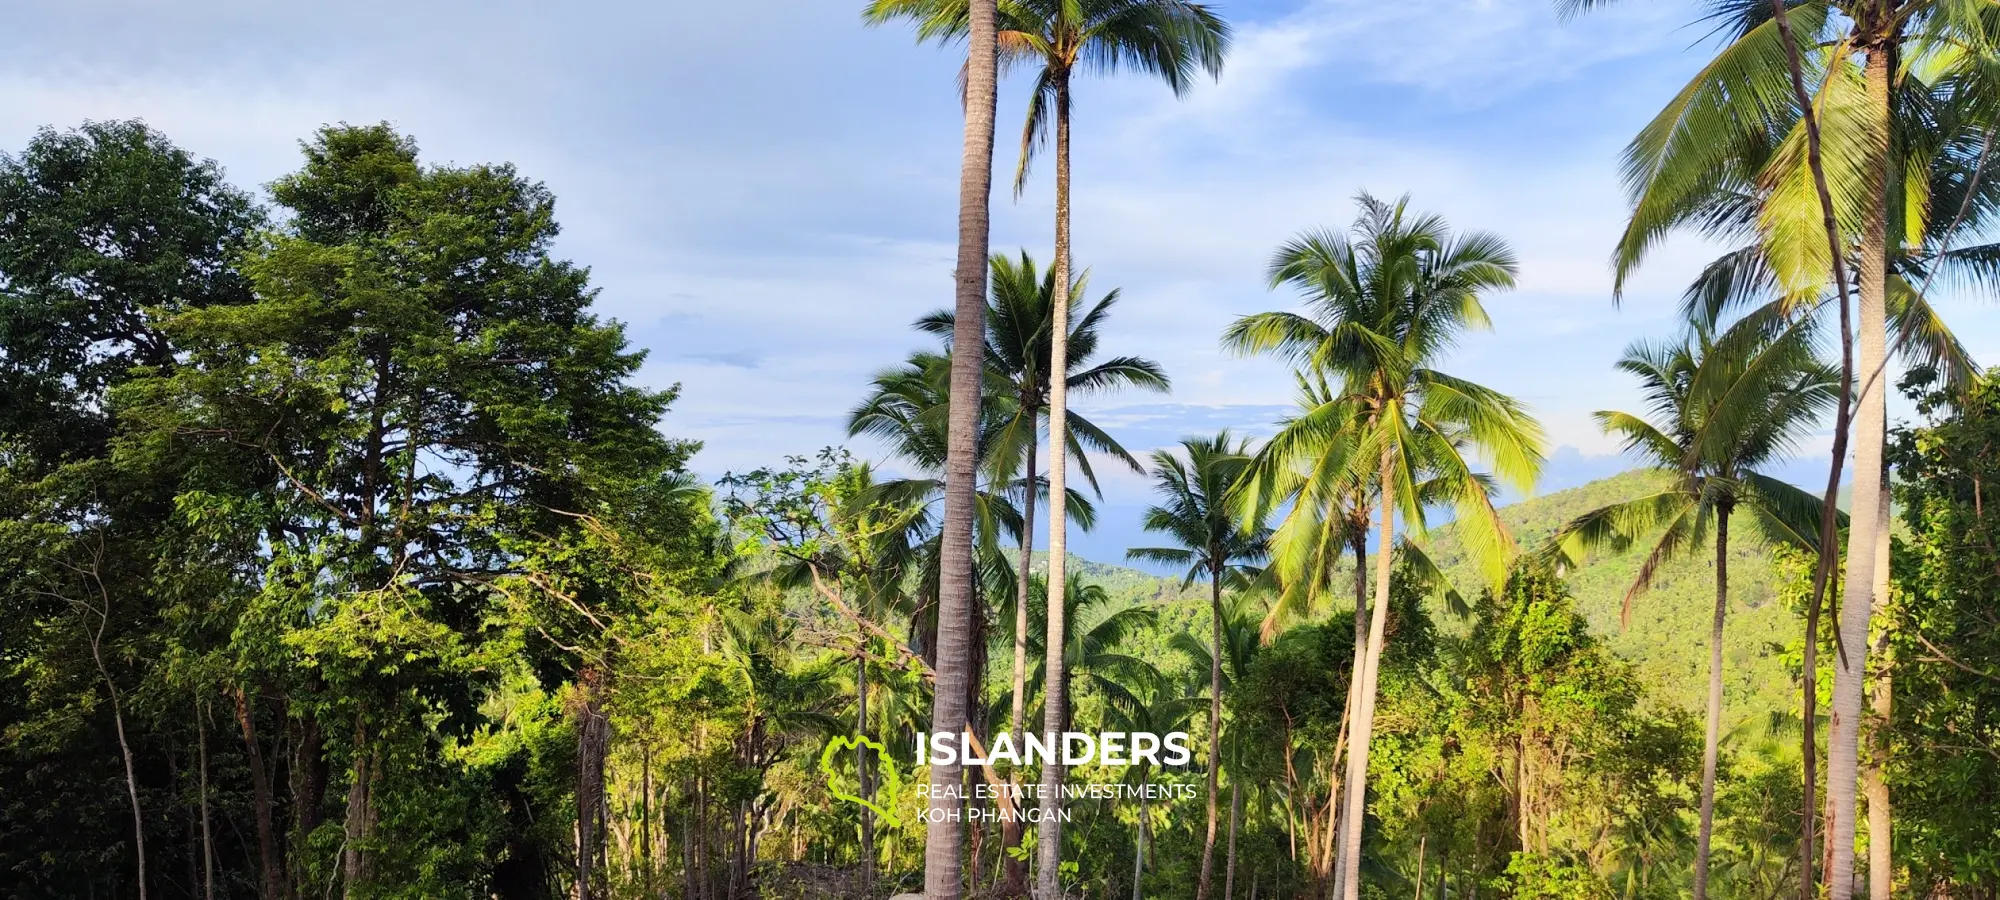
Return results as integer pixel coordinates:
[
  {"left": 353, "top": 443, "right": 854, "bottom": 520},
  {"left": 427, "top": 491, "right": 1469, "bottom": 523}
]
[
  {"left": 1062, "top": 470, "right": 1802, "bottom": 735},
  {"left": 1011, "top": 550, "right": 1206, "bottom": 605},
  {"left": 1424, "top": 470, "right": 1796, "bottom": 732}
]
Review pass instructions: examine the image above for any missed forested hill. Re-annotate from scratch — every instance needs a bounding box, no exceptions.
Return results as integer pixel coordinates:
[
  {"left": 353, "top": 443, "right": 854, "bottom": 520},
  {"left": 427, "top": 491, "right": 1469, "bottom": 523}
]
[{"left": 1078, "top": 469, "right": 1801, "bottom": 734}]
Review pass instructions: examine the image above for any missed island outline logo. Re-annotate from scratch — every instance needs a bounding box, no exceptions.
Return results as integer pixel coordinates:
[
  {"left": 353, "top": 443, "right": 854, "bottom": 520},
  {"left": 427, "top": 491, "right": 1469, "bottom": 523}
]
[{"left": 819, "top": 733, "right": 904, "bottom": 828}]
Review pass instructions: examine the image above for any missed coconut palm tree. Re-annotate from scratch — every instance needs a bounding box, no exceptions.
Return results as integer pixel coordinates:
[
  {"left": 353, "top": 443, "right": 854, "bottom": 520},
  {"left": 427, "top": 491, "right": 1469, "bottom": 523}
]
[
  {"left": 861, "top": 0, "right": 1002, "bottom": 893},
  {"left": 1223, "top": 193, "right": 1545, "bottom": 900},
  {"left": 1553, "top": 4, "right": 2000, "bottom": 891},
  {"left": 1010, "top": 576, "right": 1162, "bottom": 736},
  {"left": 1659, "top": 76, "right": 2000, "bottom": 888},
  {"left": 1168, "top": 593, "right": 1266, "bottom": 900},
  {"left": 915, "top": 249, "right": 1166, "bottom": 893},
  {"left": 1541, "top": 314, "right": 1839, "bottom": 900},
  {"left": 1127, "top": 431, "right": 1270, "bottom": 900},
  {"left": 1229, "top": 370, "right": 1470, "bottom": 899},
  {"left": 863, "top": 7, "right": 1229, "bottom": 893},
  {"left": 846, "top": 348, "right": 1028, "bottom": 594},
  {"left": 1099, "top": 662, "right": 1201, "bottom": 900}
]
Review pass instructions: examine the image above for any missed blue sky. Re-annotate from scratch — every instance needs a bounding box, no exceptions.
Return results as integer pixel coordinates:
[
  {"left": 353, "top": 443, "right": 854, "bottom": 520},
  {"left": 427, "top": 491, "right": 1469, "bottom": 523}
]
[{"left": 7, "top": 0, "right": 1996, "bottom": 564}]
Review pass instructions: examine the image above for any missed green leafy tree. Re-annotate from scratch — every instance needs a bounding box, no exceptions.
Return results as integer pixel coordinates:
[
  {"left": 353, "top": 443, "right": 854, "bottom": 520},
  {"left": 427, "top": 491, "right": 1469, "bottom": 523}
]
[
  {"left": 1224, "top": 193, "right": 1545, "bottom": 900},
  {"left": 116, "top": 124, "right": 686, "bottom": 898},
  {"left": 1457, "top": 568, "right": 1699, "bottom": 897},
  {"left": 1542, "top": 314, "right": 1838, "bottom": 900},
  {"left": 1886, "top": 370, "right": 2000, "bottom": 897},
  {"left": 0, "top": 120, "right": 261, "bottom": 900}
]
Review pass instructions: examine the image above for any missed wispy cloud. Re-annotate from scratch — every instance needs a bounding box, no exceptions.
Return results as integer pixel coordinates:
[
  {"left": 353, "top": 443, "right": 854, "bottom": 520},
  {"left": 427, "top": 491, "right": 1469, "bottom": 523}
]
[{"left": 7, "top": 0, "right": 1996, "bottom": 562}]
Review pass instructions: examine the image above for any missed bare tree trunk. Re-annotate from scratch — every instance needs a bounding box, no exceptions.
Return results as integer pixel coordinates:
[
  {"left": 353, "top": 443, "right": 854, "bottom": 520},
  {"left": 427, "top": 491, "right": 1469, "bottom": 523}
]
[
  {"left": 234, "top": 687, "right": 284, "bottom": 900},
  {"left": 1034, "top": 69, "right": 1076, "bottom": 900},
  {"left": 84, "top": 604, "right": 148, "bottom": 900},
  {"left": 198, "top": 699, "right": 215, "bottom": 900},
  {"left": 1198, "top": 572, "right": 1225, "bottom": 900},
  {"left": 1828, "top": 43, "right": 1894, "bottom": 900},
  {"left": 293, "top": 709, "right": 327, "bottom": 900},
  {"left": 1866, "top": 482, "right": 1893, "bottom": 900},
  {"left": 578, "top": 669, "right": 610, "bottom": 900},
  {"left": 342, "top": 714, "right": 377, "bottom": 899},
  {"left": 1697, "top": 506, "right": 1733, "bottom": 900},
  {"left": 682, "top": 784, "right": 700, "bottom": 900},
  {"left": 928, "top": 0, "right": 998, "bottom": 894},
  {"left": 1414, "top": 833, "right": 1427, "bottom": 900},
  {"left": 641, "top": 745, "right": 654, "bottom": 898},
  {"left": 1766, "top": 2, "right": 1859, "bottom": 894},
  {"left": 1225, "top": 782, "right": 1243, "bottom": 900},
  {"left": 1337, "top": 453, "right": 1398, "bottom": 900},
  {"left": 1131, "top": 781, "right": 1149, "bottom": 900},
  {"left": 1006, "top": 440, "right": 1038, "bottom": 897}
]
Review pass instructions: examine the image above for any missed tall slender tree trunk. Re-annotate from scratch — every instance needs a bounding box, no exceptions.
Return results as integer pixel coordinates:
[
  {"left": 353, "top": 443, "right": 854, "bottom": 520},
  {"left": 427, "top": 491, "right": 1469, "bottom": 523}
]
[
  {"left": 1330, "top": 536, "right": 1367, "bottom": 900},
  {"left": 1696, "top": 505, "right": 1734, "bottom": 900},
  {"left": 1765, "top": 3, "right": 1858, "bottom": 892},
  {"left": 1034, "top": 70, "right": 1075, "bottom": 900},
  {"left": 79, "top": 599, "right": 146, "bottom": 900},
  {"left": 1197, "top": 571, "right": 1225, "bottom": 900},
  {"left": 342, "top": 714, "right": 377, "bottom": 899},
  {"left": 578, "top": 668, "right": 611, "bottom": 900},
  {"left": 641, "top": 745, "right": 654, "bottom": 898},
  {"left": 682, "top": 781, "right": 700, "bottom": 900},
  {"left": 1866, "top": 479, "right": 1893, "bottom": 900},
  {"left": 1005, "top": 441, "right": 1038, "bottom": 897},
  {"left": 293, "top": 709, "right": 327, "bottom": 900},
  {"left": 233, "top": 687, "right": 283, "bottom": 900},
  {"left": 1828, "top": 43, "right": 1894, "bottom": 900},
  {"left": 1132, "top": 772, "right": 1150, "bottom": 900},
  {"left": 1414, "top": 833, "right": 1427, "bottom": 900},
  {"left": 1226, "top": 781, "right": 1243, "bottom": 900},
  {"left": 929, "top": 0, "right": 998, "bottom": 893},
  {"left": 198, "top": 699, "right": 215, "bottom": 900},
  {"left": 1338, "top": 450, "right": 1400, "bottom": 900}
]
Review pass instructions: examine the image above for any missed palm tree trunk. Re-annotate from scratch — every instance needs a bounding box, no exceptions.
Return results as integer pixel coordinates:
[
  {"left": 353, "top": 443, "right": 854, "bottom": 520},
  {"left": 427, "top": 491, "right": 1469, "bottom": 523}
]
[
  {"left": 1696, "top": 504, "right": 1733, "bottom": 900},
  {"left": 1338, "top": 450, "right": 1400, "bottom": 900},
  {"left": 1866, "top": 478, "right": 1893, "bottom": 900},
  {"left": 928, "top": 0, "right": 998, "bottom": 893},
  {"left": 1330, "top": 536, "right": 1367, "bottom": 900},
  {"left": 1034, "top": 68, "right": 1075, "bottom": 900},
  {"left": 1765, "top": 3, "right": 1859, "bottom": 890},
  {"left": 1197, "top": 571, "right": 1225, "bottom": 900},
  {"left": 1828, "top": 42, "right": 1894, "bottom": 900},
  {"left": 1006, "top": 441, "right": 1037, "bottom": 897},
  {"left": 1226, "top": 781, "right": 1243, "bottom": 900}
]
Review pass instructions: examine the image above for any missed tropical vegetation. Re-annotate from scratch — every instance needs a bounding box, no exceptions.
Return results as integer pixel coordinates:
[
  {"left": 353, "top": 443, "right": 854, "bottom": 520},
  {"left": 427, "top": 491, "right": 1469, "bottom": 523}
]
[{"left": 5, "top": 0, "right": 2000, "bottom": 898}]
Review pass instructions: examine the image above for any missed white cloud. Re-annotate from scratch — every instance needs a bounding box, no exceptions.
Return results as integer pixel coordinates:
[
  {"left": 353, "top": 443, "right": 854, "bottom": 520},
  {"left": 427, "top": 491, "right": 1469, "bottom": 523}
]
[{"left": 11, "top": 0, "right": 1997, "bottom": 561}]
